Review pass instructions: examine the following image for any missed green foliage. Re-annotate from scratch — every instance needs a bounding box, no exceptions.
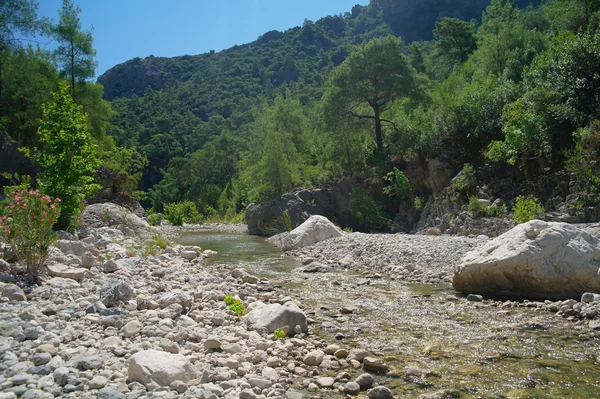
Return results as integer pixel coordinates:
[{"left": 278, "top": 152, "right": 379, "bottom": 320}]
[
  {"left": 0, "top": 185, "right": 61, "bottom": 280},
  {"left": 350, "top": 186, "right": 385, "bottom": 231},
  {"left": 153, "top": 233, "right": 169, "bottom": 250},
  {"left": 383, "top": 167, "right": 412, "bottom": 203},
  {"left": 163, "top": 200, "right": 201, "bottom": 226},
  {"left": 146, "top": 210, "right": 161, "bottom": 226},
  {"left": 53, "top": 0, "right": 97, "bottom": 91},
  {"left": 323, "top": 36, "right": 420, "bottom": 153},
  {"left": 277, "top": 211, "right": 293, "bottom": 233},
  {"left": 566, "top": 120, "right": 600, "bottom": 205},
  {"left": 35, "top": 83, "right": 100, "bottom": 230},
  {"left": 451, "top": 164, "right": 476, "bottom": 198},
  {"left": 513, "top": 195, "right": 545, "bottom": 223},
  {"left": 224, "top": 295, "right": 246, "bottom": 316},
  {"left": 467, "top": 196, "right": 490, "bottom": 218},
  {"left": 274, "top": 328, "right": 287, "bottom": 339}
]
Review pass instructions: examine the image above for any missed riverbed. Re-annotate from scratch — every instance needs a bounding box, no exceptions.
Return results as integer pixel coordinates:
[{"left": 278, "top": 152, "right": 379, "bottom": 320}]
[{"left": 180, "top": 229, "right": 600, "bottom": 399}]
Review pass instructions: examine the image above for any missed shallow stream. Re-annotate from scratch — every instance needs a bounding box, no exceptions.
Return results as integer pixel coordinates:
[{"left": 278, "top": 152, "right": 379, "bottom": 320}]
[{"left": 180, "top": 230, "right": 600, "bottom": 399}]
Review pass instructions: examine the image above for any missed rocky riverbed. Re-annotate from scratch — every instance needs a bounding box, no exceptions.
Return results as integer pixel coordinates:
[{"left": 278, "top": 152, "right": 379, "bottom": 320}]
[{"left": 1, "top": 205, "right": 599, "bottom": 399}]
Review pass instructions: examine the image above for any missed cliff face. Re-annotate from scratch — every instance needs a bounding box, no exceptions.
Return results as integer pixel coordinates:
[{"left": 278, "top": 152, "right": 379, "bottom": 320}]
[{"left": 98, "top": 57, "right": 169, "bottom": 101}]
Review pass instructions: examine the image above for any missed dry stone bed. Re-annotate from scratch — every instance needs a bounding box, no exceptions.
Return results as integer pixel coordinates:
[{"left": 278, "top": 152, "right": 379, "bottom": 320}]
[{"left": 0, "top": 205, "right": 392, "bottom": 399}]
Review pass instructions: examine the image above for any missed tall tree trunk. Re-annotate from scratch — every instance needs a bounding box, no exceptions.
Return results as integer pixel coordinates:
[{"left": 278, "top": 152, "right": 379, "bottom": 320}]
[{"left": 373, "top": 104, "right": 383, "bottom": 153}]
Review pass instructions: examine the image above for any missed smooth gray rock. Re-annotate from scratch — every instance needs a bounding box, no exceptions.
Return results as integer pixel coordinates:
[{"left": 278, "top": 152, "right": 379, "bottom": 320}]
[
  {"left": 344, "top": 381, "right": 361, "bottom": 395},
  {"left": 246, "top": 301, "right": 307, "bottom": 335},
  {"left": 98, "top": 386, "right": 124, "bottom": 399},
  {"left": 128, "top": 350, "right": 195, "bottom": 388},
  {"left": 355, "top": 373, "right": 374, "bottom": 390},
  {"left": 368, "top": 386, "right": 395, "bottom": 399},
  {"left": 0, "top": 283, "right": 26, "bottom": 301},
  {"left": 282, "top": 215, "right": 343, "bottom": 250}
]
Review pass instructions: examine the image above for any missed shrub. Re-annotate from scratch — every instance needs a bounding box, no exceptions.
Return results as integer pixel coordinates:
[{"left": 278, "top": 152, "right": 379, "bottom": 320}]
[
  {"left": 451, "top": 163, "right": 476, "bottom": 199},
  {"left": 163, "top": 201, "right": 201, "bottom": 226},
  {"left": 0, "top": 187, "right": 61, "bottom": 280},
  {"left": 513, "top": 195, "right": 545, "bottom": 223},
  {"left": 147, "top": 211, "right": 161, "bottom": 226},
  {"left": 35, "top": 84, "right": 100, "bottom": 230},
  {"left": 383, "top": 167, "right": 412, "bottom": 203},
  {"left": 467, "top": 196, "right": 490, "bottom": 218},
  {"left": 350, "top": 186, "right": 385, "bottom": 231}
]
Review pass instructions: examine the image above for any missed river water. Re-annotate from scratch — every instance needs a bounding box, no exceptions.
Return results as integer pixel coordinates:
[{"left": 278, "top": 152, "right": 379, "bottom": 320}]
[{"left": 180, "top": 229, "right": 600, "bottom": 399}]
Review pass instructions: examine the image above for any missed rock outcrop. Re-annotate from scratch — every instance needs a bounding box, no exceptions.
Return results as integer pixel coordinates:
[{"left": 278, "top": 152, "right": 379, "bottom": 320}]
[
  {"left": 79, "top": 203, "right": 151, "bottom": 238},
  {"left": 453, "top": 220, "right": 600, "bottom": 298},
  {"left": 246, "top": 193, "right": 310, "bottom": 236},
  {"left": 282, "top": 215, "right": 343, "bottom": 251}
]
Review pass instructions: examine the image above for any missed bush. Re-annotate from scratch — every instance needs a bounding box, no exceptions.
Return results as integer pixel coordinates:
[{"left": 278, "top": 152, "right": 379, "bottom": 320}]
[
  {"left": 451, "top": 163, "right": 476, "bottom": 199},
  {"left": 224, "top": 294, "right": 246, "bottom": 316},
  {"left": 163, "top": 201, "right": 201, "bottom": 226},
  {"left": 513, "top": 195, "right": 545, "bottom": 223},
  {"left": 383, "top": 167, "right": 412, "bottom": 203},
  {"left": 35, "top": 84, "right": 100, "bottom": 230},
  {"left": 467, "top": 196, "right": 490, "bottom": 218},
  {"left": 0, "top": 186, "right": 61, "bottom": 280},
  {"left": 350, "top": 186, "right": 385, "bottom": 231}
]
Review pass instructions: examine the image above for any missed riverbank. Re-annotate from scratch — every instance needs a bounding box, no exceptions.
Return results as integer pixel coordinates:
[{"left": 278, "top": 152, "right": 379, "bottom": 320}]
[{"left": 1, "top": 210, "right": 600, "bottom": 398}]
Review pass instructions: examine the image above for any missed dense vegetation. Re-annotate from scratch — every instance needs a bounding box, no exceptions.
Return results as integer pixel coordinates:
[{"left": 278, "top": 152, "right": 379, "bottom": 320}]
[{"left": 1, "top": 0, "right": 599, "bottom": 232}]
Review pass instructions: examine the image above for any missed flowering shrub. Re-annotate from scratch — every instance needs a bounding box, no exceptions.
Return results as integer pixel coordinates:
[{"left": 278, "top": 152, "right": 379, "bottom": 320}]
[{"left": 0, "top": 187, "right": 61, "bottom": 280}]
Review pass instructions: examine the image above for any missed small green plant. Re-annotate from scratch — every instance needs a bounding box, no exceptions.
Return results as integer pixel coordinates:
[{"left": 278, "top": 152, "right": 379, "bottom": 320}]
[
  {"left": 101, "top": 207, "right": 111, "bottom": 222},
  {"left": 142, "top": 241, "right": 158, "bottom": 257},
  {"left": 451, "top": 163, "right": 476, "bottom": 200},
  {"left": 223, "top": 294, "right": 246, "bottom": 316},
  {"left": 274, "top": 328, "right": 287, "bottom": 339},
  {"left": 513, "top": 195, "right": 545, "bottom": 223},
  {"left": 487, "top": 204, "right": 506, "bottom": 218},
  {"left": 153, "top": 233, "right": 169, "bottom": 250},
  {"left": 414, "top": 196, "right": 424, "bottom": 212},
  {"left": 147, "top": 211, "right": 161, "bottom": 226},
  {"left": 0, "top": 185, "right": 61, "bottom": 280},
  {"left": 467, "top": 196, "right": 490, "bottom": 218},
  {"left": 278, "top": 211, "right": 293, "bottom": 232},
  {"left": 343, "top": 226, "right": 353, "bottom": 233}
]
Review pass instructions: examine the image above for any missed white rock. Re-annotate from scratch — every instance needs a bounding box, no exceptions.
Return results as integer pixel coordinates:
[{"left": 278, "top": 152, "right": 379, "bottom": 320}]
[
  {"left": 453, "top": 220, "right": 600, "bottom": 298},
  {"left": 246, "top": 302, "right": 308, "bottom": 335},
  {"left": 128, "top": 350, "right": 195, "bottom": 388},
  {"left": 303, "top": 350, "right": 324, "bottom": 366},
  {"left": 282, "top": 215, "right": 343, "bottom": 250},
  {"left": 46, "top": 264, "right": 86, "bottom": 282}
]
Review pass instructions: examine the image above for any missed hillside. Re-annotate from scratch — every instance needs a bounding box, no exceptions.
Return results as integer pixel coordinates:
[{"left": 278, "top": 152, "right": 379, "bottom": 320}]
[{"left": 95, "top": 0, "right": 600, "bottom": 234}]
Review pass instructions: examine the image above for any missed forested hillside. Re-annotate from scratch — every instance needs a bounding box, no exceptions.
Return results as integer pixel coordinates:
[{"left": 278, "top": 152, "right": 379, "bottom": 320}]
[{"left": 2, "top": 0, "right": 599, "bottom": 233}]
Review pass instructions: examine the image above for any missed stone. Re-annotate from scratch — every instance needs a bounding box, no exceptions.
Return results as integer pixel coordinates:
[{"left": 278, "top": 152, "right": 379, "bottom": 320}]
[
  {"left": 157, "top": 289, "right": 192, "bottom": 310},
  {"left": 89, "top": 375, "right": 108, "bottom": 389},
  {"left": 363, "top": 357, "right": 387, "bottom": 372},
  {"left": 582, "top": 292, "right": 600, "bottom": 304},
  {"left": 46, "top": 277, "right": 80, "bottom": 289},
  {"left": 316, "top": 376, "right": 335, "bottom": 388},
  {"left": 466, "top": 294, "right": 483, "bottom": 302},
  {"left": 53, "top": 367, "right": 69, "bottom": 386},
  {"left": 100, "top": 278, "right": 135, "bottom": 307},
  {"left": 453, "top": 220, "right": 600, "bottom": 298},
  {"left": 303, "top": 350, "right": 324, "bottom": 367},
  {"left": 32, "top": 353, "right": 51, "bottom": 366},
  {"left": 46, "top": 264, "right": 86, "bottom": 282},
  {"left": 246, "top": 193, "right": 310, "bottom": 236},
  {"left": 98, "top": 386, "right": 124, "bottom": 399},
  {"left": 122, "top": 320, "right": 142, "bottom": 338},
  {"left": 36, "top": 344, "right": 58, "bottom": 356},
  {"left": 101, "top": 260, "right": 119, "bottom": 273},
  {"left": 282, "top": 215, "right": 343, "bottom": 250},
  {"left": 355, "top": 373, "right": 374, "bottom": 390},
  {"left": 239, "top": 388, "right": 258, "bottom": 399},
  {"left": 0, "top": 283, "right": 26, "bottom": 301},
  {"left": 128, "top": 350, "right": 195, "bottom": 388},
  {"left": 203, "top": 339, "right": 222, "bottom": 350},
  {"left": 344, "top": 381, "right": 361, "bottom": 395},
  {"left": 368, "top": 386, "right": 395, "bottom": 399},
  {"left": 246, "top": 301, "right": 308, "bottom": 334},
  {"left": 159, "top": 303, "right": 183, "bottom": 319}
]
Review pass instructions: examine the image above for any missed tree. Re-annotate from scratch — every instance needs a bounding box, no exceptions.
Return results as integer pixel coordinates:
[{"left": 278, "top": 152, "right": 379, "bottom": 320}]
[
  {"left": 0, "top": 0, "right": 45, "bottom": 120},
  {"left": 53, "top": 0, "right": 96, "bottom": 94},
  {"left": 432, "top": 17, "right": 477, "bottom": 65},
  {"left": 322, "top": 36, "right": 419, "bottom": 153},
  {"left": 35, "top": 83, "right": 100, "bottom": 230}
]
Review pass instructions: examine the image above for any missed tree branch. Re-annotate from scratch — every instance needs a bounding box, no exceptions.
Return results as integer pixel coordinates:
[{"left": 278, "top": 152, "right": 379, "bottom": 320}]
[{"left": 344, "top": 111, "right": 400, "bottom": 132}]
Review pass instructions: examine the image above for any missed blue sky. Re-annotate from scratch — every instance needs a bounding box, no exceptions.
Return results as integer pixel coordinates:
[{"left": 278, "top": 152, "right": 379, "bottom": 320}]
[{"left": 38, "top": 0, "right": 369, "bottom": 78}]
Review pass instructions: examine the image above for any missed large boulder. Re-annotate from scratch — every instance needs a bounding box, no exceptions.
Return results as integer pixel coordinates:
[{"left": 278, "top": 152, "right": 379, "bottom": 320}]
[
  {"left": 128, "top": 350, "right": 195, "bottom": 388},
  {"left": 79, "top": 203, "right": 151, "bottom": 238},
  {"left": 453, "top": 220, "right": 600, "bottom": 299},
  {"left": 246, "top": 193, "right": 310, "bottom": 236},
  {"left": 282, "top": 215, "right": 343, "bottom": 251},
  {"left": 246, "top": 301, "right": 308, "bottom": 335}
]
